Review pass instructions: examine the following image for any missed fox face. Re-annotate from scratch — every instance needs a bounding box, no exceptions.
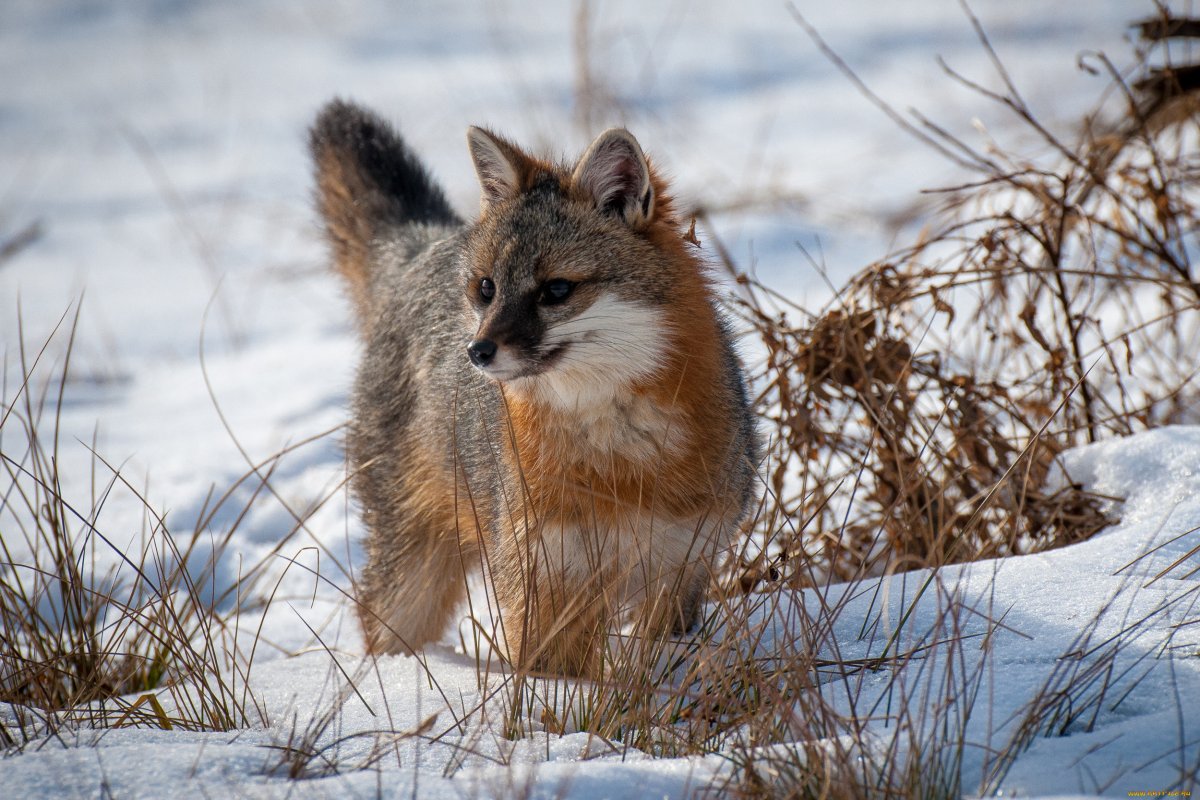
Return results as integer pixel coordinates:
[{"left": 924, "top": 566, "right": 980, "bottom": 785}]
[{"left": 460, "top": 127, "right": 675, "bottom": 408}]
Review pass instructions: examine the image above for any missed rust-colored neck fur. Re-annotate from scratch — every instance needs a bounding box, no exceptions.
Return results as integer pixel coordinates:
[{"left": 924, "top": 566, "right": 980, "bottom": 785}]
[{"left": 503, "top": 240, "right": 733, "bottom": 527}]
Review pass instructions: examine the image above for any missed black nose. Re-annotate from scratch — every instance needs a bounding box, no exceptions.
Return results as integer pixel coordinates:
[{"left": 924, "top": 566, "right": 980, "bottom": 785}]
[{"left": 467, "top": 339, "right": 497, "bottom": 367}]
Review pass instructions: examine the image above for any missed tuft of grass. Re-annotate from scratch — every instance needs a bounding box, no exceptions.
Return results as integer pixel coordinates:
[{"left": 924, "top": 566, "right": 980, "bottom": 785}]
[
  {"left": 0, "top": 299, "right": 351, "bottom": 750},
  {"left": 262, "top": 658, "right": 436, "bottom": 781},
  {"left": 0, "top": 305, "right": 260, "bottom": 743}
]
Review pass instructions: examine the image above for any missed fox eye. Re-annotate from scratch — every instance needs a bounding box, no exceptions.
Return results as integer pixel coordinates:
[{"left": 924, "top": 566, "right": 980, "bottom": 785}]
[
  {"left": 478, "top": 277, "right": 495, "bottom": 303},
  {"left": 539, "top": 279, "right": 575, "bottom": 305}
]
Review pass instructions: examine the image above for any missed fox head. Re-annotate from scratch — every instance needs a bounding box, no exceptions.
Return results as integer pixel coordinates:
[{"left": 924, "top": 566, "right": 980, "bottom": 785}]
[
  {"left": 311, "top": 102, "right": 704, "bottom": 412},
  {"left": 462, "top": 126, "right": 684, "bottom": 409}
]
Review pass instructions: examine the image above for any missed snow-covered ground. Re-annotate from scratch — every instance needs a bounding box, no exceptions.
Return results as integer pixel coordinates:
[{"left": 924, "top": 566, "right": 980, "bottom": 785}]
[
  {"left": 3, "top": 429, "right": 1198, "bottom": 798},
  {"left": 3, "top": 0, "right": 1197, "bottom": 797}
]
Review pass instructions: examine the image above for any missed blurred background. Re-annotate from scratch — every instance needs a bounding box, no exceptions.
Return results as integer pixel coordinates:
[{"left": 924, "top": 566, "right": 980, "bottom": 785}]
[{"left": 1, "top": 0, "right": 1140, "bottom": 344}]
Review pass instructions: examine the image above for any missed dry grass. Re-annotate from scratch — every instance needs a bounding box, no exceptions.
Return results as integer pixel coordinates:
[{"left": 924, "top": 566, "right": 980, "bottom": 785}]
[
  {"left": 0, "top": 301, "right": 352, "bottom": 749},
  {"left": 698, "top": 7, "right": 1200, "bottom": 796},
  {"left": 262, "top": 661, "right": 437, "bottom": 781},
  {"left": 725, "top": 4, "right": 1200, "bottom": 590},
  {"left": 0, "top": 312, "right": 249, "bottom": 745}
]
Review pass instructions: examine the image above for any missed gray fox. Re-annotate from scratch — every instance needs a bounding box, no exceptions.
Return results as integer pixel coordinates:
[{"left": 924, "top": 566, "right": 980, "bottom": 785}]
[{"left": 310, "top": 100, "right": 759, "bottom": 677}]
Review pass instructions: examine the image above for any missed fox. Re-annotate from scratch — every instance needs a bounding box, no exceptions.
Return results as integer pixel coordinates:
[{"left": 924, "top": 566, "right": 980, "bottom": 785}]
[{"left": 309, "top": 99, "right": 759, "bottom": 678}]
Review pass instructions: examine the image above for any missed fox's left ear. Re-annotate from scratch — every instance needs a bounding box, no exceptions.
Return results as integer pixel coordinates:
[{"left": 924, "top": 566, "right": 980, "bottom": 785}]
[{"left": 572, "top": 128, "right": 654, "bottom": 227}]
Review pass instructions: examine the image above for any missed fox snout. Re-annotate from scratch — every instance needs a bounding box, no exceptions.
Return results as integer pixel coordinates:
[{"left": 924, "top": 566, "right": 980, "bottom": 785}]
[
  {"left": 465, "top": 296, "right": 548, "bottom": 380},
  {"left": 465, "top": 328, "right": 565, "bottom": 382},
  {"left": 466, "top": 338, "right": 497, "bottom": 367}
]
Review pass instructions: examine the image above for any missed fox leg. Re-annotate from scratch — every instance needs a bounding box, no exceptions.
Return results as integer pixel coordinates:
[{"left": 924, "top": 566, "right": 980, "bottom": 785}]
[
  {"left": 358, "top": 503, "right": 477, "bottom": 655},
  {"left": 496, "top": 577, "right": 609, "bottom": 677},
  {"left": 492, "top": 524, "right": 614, "bottom": 677},
  {"left": 628, "top": 558, "right": 709, "bottom": 641},
  {"left": 670, "top": 562, "right": 708, "bottom": 633}
]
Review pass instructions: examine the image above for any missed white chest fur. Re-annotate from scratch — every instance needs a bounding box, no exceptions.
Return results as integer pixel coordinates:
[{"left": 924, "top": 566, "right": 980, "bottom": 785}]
[{"left": 518, "top": 293, "right": 687, "bottom": 461}]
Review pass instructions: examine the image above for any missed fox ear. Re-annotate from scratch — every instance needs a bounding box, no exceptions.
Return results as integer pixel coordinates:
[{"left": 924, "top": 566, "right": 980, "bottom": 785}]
[
  {"left": 467, "top": 126, "right": 529, "bottom": 211},
  {"left": 572, "top": 128, "right": 654, "bottom": 227}
]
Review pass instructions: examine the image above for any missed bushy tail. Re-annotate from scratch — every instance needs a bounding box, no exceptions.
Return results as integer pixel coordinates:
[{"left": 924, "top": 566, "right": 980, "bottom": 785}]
[{"left": 310, "top": 99, "right": 459, "bottom": 327}]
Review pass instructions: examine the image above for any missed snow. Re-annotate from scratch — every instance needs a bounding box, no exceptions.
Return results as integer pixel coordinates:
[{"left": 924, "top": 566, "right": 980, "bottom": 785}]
[{"left": 2, "top": 0, "right": 1197, "bottom": 797}]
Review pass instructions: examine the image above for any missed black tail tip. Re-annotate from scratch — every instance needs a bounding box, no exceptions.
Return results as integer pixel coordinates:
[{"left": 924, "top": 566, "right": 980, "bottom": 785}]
[
  {"left": 309, "top": 98, "right": 459, "bottom": 230},
  {"left": 309, "top": 98, "right": 395, "bottom": 163}
]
